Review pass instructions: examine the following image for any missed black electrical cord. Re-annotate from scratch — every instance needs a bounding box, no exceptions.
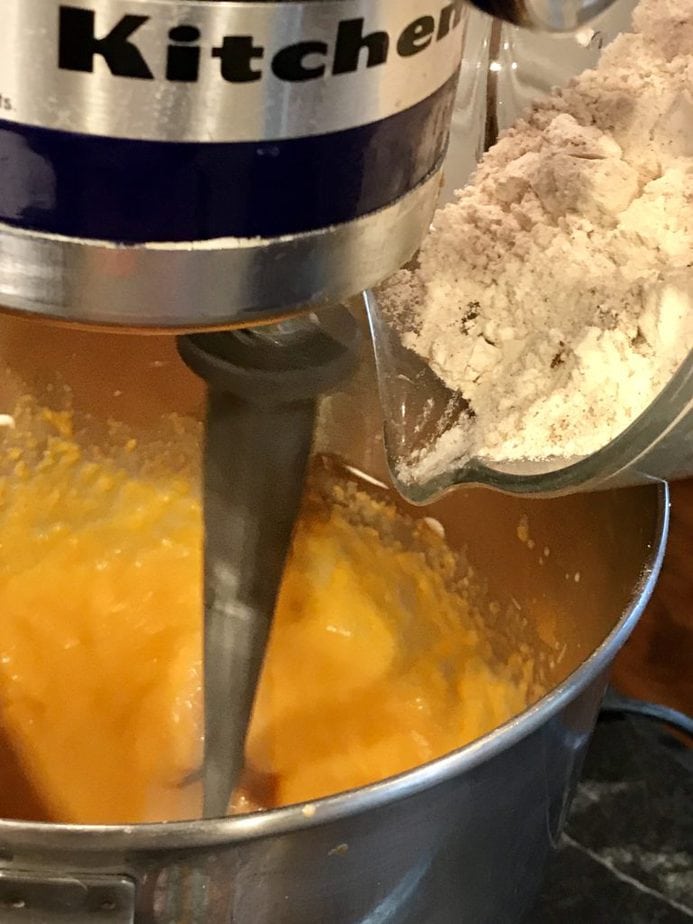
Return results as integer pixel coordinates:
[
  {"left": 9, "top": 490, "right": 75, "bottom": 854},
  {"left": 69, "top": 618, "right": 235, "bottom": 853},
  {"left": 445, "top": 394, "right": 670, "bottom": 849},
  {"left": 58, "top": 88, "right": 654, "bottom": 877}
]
[{"left": 600, "top": 687, "right": 693, "bottom": 739}]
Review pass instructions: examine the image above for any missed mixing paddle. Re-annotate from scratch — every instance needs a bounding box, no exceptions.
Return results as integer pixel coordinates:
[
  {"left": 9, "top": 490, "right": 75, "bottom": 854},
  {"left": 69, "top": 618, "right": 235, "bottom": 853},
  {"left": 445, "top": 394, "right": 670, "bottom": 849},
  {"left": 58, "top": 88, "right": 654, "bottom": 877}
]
[{"left": 178, "top": 310, "right": 360, "bottom": 818}]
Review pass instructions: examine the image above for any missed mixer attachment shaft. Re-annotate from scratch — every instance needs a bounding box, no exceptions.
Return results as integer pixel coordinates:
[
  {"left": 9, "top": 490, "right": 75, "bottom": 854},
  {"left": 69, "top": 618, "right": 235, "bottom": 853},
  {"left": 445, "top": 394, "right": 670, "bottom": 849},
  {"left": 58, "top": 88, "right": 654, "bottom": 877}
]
[{"left": 178, "top": 310, "right": 360, "bottom": 818}]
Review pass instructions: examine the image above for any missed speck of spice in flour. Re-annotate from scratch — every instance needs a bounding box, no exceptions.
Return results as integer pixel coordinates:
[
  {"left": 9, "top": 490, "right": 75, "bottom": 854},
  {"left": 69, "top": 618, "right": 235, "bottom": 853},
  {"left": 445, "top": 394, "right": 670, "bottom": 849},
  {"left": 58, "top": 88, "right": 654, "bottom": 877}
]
[{"left": 380, "top": 0, "right": 693, "bottom": 481}]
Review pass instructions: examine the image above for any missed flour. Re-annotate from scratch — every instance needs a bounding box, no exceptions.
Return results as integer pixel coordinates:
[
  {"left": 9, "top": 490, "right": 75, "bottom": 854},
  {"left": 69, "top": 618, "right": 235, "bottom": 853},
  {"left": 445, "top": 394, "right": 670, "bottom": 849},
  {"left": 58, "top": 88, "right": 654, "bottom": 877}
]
[{"left": 380, "top": 0, "right": 693, "bottom": 479}]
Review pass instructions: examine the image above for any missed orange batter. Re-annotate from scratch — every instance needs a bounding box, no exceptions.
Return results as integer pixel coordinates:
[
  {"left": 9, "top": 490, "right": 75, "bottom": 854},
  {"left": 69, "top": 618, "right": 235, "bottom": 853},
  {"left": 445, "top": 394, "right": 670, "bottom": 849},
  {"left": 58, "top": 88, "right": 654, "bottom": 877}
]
[{"left": 0, "top": 398, "right": 533, "bottom": 824}]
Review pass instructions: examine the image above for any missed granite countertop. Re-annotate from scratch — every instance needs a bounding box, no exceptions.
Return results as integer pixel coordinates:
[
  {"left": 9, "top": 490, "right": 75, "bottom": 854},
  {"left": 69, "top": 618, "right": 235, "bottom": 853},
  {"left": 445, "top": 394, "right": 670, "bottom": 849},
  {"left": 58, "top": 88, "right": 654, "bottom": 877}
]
[{"left": 533, "top": 716, "right": 692, "bottom": 922}]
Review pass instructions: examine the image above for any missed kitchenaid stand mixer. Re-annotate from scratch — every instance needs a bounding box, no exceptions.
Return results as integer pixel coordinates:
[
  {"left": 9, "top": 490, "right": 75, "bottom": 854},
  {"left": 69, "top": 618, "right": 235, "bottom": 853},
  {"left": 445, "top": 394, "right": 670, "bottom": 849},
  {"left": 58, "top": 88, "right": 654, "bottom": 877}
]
[{"left": 0, "top": 0, "right": 634, "bottom": 826}]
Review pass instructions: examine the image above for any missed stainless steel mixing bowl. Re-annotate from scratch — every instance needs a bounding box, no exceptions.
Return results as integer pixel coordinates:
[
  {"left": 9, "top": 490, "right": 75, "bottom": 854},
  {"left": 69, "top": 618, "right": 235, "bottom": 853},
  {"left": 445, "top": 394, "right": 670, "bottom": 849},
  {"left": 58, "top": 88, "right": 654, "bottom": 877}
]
[{"left": 0, "top": 316, "right": 668, "bottom": 923}]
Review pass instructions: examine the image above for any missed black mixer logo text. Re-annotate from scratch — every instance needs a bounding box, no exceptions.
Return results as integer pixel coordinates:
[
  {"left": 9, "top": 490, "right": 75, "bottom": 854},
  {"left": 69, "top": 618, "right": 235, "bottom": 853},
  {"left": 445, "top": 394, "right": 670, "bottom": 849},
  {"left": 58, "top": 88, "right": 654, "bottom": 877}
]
[{"left": 58, "top": 3, "right": 464, "bottom": 83}]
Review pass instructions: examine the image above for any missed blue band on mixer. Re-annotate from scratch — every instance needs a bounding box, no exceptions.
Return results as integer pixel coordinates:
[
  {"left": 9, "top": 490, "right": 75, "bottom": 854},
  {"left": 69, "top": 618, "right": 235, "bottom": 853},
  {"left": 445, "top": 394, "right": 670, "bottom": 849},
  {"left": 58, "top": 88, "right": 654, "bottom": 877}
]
[{"left": 0, "top": 75, "right": 456, "bottom": 244}]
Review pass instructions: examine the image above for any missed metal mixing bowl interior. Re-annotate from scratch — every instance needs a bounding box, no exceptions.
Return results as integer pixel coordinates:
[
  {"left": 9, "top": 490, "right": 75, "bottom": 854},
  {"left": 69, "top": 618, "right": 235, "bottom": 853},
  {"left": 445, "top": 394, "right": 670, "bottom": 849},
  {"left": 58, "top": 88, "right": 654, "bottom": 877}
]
[{"left": 0, "top": 314, "right": 668, "bottom": 854}]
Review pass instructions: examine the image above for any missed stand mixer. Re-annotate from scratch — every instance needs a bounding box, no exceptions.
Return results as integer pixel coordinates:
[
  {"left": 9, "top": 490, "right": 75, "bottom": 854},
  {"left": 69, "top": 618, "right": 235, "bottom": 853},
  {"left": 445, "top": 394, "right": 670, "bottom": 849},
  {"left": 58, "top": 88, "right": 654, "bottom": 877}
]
[{"left": 0, "top": 0, "right": 627, "bottom": 823}]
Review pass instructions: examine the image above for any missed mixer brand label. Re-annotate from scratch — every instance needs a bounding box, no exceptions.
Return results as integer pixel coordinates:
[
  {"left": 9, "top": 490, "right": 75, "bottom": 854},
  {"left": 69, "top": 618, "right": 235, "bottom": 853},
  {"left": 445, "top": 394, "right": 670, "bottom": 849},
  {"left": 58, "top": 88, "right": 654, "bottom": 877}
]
[
  {"left": 57, "top": 5, "right": 465, "bottom": 83},
  {"left": 0, "top": 0, "right": 466, "bottom": 143}
]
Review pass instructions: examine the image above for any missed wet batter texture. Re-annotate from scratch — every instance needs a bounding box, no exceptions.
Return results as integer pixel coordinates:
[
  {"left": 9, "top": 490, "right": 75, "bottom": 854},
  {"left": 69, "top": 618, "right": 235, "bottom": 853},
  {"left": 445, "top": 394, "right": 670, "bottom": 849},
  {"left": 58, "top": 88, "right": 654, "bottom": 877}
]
[{"left": 0, "top": 399, "right": 534, "bottom": 824}]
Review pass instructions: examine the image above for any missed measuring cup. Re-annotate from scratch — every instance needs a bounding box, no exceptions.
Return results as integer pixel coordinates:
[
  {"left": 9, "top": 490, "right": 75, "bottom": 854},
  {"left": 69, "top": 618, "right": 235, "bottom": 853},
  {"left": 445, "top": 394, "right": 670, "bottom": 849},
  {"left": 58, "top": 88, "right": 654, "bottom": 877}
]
[
  {"left": 366, "top": 290, "right": 692, "bottom": 501},
  {"left": 365, "top": 0, "right": 692, "bottom": 502}
]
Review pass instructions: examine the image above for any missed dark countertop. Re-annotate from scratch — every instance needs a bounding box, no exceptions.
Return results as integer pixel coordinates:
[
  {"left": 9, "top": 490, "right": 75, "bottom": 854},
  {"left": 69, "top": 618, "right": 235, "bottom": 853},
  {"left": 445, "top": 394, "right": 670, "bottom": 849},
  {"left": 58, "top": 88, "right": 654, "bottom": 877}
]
[{"left": 531, "top": 715, "right": 692, "bottom": 922}]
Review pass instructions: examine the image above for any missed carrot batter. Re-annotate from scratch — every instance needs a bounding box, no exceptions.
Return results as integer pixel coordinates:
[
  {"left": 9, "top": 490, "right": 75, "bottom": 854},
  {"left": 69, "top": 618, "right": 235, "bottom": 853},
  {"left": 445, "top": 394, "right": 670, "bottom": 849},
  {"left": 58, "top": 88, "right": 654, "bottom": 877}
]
[{"left": 0, "top": 398, "right": 534, "bottom": 824}]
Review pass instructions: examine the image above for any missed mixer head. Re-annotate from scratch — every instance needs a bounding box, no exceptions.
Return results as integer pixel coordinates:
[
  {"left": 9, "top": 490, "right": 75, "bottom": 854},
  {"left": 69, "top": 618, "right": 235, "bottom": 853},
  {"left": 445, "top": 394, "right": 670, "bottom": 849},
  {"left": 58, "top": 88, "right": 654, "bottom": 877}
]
[
  {"left": 0, "top": 0, "right": 618, "bottom": 331},
  {"left": 0, "top": 0, "right": 469, "bottom": 329}
]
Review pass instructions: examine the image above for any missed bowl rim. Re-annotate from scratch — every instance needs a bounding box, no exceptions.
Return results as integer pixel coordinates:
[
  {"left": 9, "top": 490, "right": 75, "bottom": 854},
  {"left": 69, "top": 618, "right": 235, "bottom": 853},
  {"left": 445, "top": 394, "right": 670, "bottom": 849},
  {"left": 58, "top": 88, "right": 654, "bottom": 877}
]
[{"left": 0, "top": 484, "right": 669, "bottom": 854}]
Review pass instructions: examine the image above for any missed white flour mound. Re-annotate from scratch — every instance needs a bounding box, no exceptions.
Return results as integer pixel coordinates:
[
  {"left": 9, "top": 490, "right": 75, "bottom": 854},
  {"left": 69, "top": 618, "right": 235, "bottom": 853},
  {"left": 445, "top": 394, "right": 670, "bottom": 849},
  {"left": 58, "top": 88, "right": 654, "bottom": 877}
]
[{"left": 381, "top": 0, "right": 693, "bottom": 478}]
